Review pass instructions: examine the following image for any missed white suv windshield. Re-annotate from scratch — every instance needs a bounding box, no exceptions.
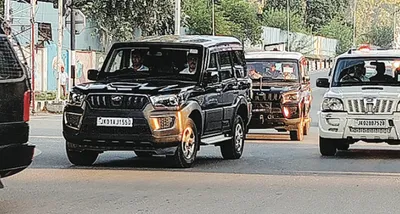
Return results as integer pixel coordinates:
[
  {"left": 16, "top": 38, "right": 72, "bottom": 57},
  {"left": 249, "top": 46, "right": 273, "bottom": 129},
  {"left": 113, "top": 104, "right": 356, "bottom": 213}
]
[{"left": 332, "top": 58, "right": 400, "bottom": 86}]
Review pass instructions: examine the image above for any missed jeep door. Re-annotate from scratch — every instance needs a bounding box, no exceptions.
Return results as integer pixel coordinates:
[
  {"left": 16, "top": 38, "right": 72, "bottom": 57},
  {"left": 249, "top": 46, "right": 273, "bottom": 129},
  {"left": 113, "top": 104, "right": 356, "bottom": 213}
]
[
  {"left": 202, "top": 52, "right": 224, "bottom": 135},
  {"left": 218, "top": 50, "right": 239, "bottom": 132}
]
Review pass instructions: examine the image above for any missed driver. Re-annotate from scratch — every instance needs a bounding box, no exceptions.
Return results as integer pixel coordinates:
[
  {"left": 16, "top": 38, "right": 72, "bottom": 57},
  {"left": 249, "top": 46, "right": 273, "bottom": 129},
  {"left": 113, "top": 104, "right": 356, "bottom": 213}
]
[
  {"left": 130, "top": 50, "right": 149, "bottom": 71},
  {"left": 341, "top": 63, "right": 369, "bottom": 82},
  {"left": 180, "top": 53, "right": 198, "bottom": 74}
]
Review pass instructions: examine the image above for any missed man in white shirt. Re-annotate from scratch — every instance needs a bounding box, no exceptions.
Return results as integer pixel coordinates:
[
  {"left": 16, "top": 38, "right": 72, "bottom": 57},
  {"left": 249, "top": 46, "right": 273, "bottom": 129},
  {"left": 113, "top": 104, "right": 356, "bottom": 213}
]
[
  {"left": 60, "top": 66, "right": 68, "bottom": 98},
  {"left": 131, "top": 50, "right": 149, "bottom": 71},
  {"left": 180, "top": 53, "right": 198, "bottom": 74}
]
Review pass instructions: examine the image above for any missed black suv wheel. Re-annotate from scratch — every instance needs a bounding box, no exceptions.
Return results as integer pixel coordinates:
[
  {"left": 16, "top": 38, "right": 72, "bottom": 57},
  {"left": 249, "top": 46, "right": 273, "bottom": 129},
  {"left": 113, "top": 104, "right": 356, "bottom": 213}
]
[
  {"left": 66, "top": 142, "right": 99, "bottom": 166},
  {"left": 173, "top": 118, "right": 199, "bottom": 168},
  {"left": 319, "top": 137, "right": 337, "bottom": 156},
  {"left": 220, "top": 115, "right": 245, "bottom": 159}
]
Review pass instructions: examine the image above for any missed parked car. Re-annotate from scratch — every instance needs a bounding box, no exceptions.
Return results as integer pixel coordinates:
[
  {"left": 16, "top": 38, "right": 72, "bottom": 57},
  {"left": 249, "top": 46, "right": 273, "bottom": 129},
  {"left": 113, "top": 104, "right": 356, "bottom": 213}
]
[
  {"left": 317, "top": 47, "right": 400, "bottom": 156},
  {"left": 245, "top": 51, "right": 312, "bottom": 141},
  {"left": 0, "top": 27, "right": 35, "bottom": 188},
  {"left": 63, "top": 35, "right": 252, "bottom": 168}
]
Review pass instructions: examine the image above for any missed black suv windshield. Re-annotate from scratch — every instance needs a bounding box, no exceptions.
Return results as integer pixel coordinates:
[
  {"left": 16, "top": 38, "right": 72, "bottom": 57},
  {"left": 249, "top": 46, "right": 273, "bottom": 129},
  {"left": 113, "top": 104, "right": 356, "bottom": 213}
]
[
  {"left": 103, "top": 46, "right": 203, "bottom": 81},
  {"left": 246, "top": 59, "right": 300, "bottom": 82},
  {"left": 332, "top": 57, "right": 400, "bottom": 87}
]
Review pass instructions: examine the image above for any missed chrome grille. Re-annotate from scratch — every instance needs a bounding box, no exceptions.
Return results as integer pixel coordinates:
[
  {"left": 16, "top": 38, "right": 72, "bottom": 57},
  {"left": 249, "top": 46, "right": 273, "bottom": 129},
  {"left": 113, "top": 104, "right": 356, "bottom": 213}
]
[
  {"left": 87, "top": 94, "right": 149, "bottom": 110},
  {"left": 253, "top": 92, "right": 282, "bottom": 102},
  {"left": 347, "top": 99, "right": 394, "bottom": 114}
]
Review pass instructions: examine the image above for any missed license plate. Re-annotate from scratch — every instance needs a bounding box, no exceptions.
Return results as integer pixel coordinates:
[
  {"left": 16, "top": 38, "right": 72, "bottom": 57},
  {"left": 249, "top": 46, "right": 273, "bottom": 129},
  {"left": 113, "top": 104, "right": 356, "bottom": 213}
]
[
  {"left": 355, "top": 119, "right": 386, "bottom": 127},
  {"left": 350, "top": 127, "right": 391, "bottom": 134},
  {"left": 96, "top": 117, "right": 133, "bottom": 127}
]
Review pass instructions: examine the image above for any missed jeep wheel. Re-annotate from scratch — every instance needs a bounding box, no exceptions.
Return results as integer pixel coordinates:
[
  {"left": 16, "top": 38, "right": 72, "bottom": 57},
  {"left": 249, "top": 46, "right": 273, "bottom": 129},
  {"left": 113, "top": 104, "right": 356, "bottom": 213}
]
[
  {"left": 135, "top": 151, "right": 153, "bottom": 158},
  {"left": 303, "top": 120, "right": 310, "bottom": 135},
  {"left": 337, "top": 143, "right": 350, "bottom": 151},
  {"left": 319, "top": 137, "right": 337, "bottom": 156},
  {"left": 220, "top": 115, "right": 245, "bottom": 160},
  {"left": 290, "top": 120, "right": 304, "bottom": 141},
  {"left": 66, "top": 142, "right": 99, "bottom": 166},
  {"left": 173, "top": 118, "right": 198, "bottom": 168}
]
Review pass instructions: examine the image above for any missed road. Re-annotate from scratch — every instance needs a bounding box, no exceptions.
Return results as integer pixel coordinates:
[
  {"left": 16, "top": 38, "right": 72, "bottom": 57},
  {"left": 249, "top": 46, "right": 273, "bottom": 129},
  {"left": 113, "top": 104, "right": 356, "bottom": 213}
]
[{"left": 2, "top": 70, "right": 400, "bottom": 214}]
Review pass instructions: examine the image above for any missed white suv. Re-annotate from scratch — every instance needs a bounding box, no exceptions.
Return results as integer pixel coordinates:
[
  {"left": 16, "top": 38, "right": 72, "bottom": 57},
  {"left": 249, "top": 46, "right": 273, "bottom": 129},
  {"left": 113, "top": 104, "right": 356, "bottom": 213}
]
[{"left": 317, "top": 49, "right": 400, "bottom": 156}]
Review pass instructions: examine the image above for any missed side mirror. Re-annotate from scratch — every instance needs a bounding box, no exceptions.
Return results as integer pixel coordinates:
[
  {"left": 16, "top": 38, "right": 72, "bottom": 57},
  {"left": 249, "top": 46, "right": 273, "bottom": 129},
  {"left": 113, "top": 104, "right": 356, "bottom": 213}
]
[
  {"left": 316, "top": 78, "right": 330, "bottom": 88},
  {"left": 88, "top": 69, "right": 99, "bottom": 81},
  {"left": 204, "top": 70, "right": 219, "bottom": 85}
]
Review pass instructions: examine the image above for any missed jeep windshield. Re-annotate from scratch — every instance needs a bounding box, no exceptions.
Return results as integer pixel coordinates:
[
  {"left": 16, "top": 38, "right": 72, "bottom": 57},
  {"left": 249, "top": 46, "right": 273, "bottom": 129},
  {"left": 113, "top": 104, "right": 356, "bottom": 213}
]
[
  {"left": 332, "top": 58, "right": 400, "bottom": 87},
  {"left": 246, "top": 59, "right": 300, "bottom": 83},
  {"left": 102, "top": 45, "right": 203, "bottom": 82}
]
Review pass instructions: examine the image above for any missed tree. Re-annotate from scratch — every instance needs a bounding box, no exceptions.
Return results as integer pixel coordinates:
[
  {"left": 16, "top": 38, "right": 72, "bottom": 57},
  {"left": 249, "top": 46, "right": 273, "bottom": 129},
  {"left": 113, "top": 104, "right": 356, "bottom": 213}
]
[
  {"left": 360, "top": 25, "right": 394, "bottom": 49},
  {"left": 78, "top": 0, "right": 174, "bottom": 45},
  {"left": 318, "top": 16, "right": 353, "bottom": 54},
  {"left": 262, "top": 8, "right": 310, "bottom": 34},
  {"left": 182, "top": 0, "right": 262, "bottom": 44}
]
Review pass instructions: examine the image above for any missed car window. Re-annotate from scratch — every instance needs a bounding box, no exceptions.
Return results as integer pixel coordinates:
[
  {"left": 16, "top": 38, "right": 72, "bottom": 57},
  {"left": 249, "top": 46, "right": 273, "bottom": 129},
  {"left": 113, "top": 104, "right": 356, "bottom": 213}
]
[
  {"left": 246, "top": 58, "right": 300, "bottom": 82},
  {"left": 0, "top": 36, "right": 24, "bottom": 80},
  {"left": 208, "top": 53, "right": 218, "bottom": 69},
  {"left": 108, "top": 50, "right": 123, "bottom": 73},
  {"left": 219, "top": 51, "right": 233, "bottom": 80},
  {"left": 232, "top": 50, "right": 245, "bottom": 78}
]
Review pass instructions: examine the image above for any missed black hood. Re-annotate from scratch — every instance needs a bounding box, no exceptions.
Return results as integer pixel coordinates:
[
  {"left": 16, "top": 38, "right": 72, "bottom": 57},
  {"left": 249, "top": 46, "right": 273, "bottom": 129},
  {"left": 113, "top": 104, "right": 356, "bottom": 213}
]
[{"left": 74, "top": 79, "right": 196, "bottom": 95}]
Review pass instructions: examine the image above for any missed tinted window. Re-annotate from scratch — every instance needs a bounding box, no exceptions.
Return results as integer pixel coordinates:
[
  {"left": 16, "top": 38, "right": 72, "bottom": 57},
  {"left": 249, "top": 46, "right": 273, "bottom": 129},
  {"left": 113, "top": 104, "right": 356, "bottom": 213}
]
[
  {"left": 0, "top": 36, "right": 24, "bottom": 79},
  {"left": 219, "top": 51, "right": 233, "bottom": 80},
  {"left": 208, "top": 53, "right": 217, "bottom": 69},
  {"left": 232, "top": 50, "right": 245, "bottom": 78}
]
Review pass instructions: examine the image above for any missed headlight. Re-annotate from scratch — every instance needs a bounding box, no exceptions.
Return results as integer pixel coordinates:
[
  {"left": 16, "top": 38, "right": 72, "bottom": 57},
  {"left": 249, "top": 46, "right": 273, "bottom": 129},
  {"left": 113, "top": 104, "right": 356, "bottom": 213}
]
[
  {"left": 322, "top": 98, "right": 344, "bottom": 111},
  {"left": 397, "top": 102, "right": 400, "bottom": 111},
  {"left": 150, "top": 94, "right": 184, "bottom": 110},
  {"left": 69, "top": 91, "right": 86, "bottom": 106},
  {"left": 282, "top": 92, "right": 300, "bottom": 103}
]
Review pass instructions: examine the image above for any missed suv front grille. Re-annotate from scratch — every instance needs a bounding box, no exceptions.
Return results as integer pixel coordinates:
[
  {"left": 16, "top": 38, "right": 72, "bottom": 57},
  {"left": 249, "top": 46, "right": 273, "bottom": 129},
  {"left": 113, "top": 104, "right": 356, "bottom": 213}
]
[
  {"left": 253, "top": 92, "right": 282, "bottom": 102},
  {"left": 87, "top": 94, "right": 149, "bottom": 110},
  {"left": 347, "top": 99, "right": 394, "bottom": 114},
  {"left": 80, "top": 125, "right": 152, "bottom": 135}
]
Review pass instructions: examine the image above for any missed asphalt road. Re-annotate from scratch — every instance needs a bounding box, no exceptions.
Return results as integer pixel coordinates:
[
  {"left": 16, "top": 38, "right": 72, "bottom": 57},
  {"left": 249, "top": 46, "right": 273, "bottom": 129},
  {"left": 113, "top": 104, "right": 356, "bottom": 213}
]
[{"left": 2, "top": 70, "right": 400, "bottom": 214}]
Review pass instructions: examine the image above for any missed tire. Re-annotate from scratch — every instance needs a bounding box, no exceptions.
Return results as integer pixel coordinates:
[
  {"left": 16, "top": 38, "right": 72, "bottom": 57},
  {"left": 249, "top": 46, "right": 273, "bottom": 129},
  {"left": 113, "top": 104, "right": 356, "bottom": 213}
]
[
  {"left": 319, "top": 137, "right": 337, "bottom": 156},
  {"left": 220, "top": 115, "right": 245, "bottom": 160},
  {"left": 337, "top": 143, "right": 350, "bottom": 151},
  {"left": 134, "top": 151, "right": 153, "bottom": 158},
  {"left": 290, "top": 119, "right": 304, "bottom": 141},
  {"left": 66, "top": 142, "right": 99, "bottom": 166},
  {"left": 303, "top": 120, "right": 310, "bottom": 136},
  {"left": 173, "top": 118, "right": 199, "bottom": 168}
]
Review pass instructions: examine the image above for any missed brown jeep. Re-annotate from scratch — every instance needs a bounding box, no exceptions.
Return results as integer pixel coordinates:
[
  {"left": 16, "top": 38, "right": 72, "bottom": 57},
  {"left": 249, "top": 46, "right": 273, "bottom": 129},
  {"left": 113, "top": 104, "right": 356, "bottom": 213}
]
[{"left": 245, "top": 51, "right": 312, "bottom": 141}]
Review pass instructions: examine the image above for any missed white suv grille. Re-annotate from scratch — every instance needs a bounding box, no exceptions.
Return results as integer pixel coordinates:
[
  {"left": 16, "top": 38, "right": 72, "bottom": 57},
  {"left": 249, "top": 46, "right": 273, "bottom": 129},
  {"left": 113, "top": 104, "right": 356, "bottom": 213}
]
[{"left": 347, "top": 99, "right": 394, "bottom": 114}]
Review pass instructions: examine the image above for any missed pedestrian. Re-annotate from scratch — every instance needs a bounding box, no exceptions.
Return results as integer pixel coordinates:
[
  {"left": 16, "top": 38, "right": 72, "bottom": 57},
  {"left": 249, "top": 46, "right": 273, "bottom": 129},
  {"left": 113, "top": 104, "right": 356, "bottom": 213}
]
[{"left": 60, "top": 66, "right": 68, "bottom": 98}]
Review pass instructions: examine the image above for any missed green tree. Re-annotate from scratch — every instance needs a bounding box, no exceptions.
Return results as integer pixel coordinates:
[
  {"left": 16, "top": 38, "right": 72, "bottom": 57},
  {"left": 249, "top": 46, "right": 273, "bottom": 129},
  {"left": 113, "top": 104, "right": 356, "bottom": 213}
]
[
  {"left": 78, "top": 0, "right": 174, "bottom": 44},
  {"left": 182, "top": 0, "right": 262, "bottom": 44},
  {"left": 360, "top": 25, "right": 394, "bottom": 49},
  {"left": 318, "top": 16, "right": 353, "bottom": 54},
  {"left": 262, "top": 8, "right": 310, "bottom": 34}
]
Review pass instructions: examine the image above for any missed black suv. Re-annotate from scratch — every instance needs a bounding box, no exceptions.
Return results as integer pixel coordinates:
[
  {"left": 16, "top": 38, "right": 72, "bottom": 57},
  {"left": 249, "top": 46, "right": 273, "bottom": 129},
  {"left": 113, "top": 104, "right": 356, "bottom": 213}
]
[
  {"left": 245, "top": 51, "right": 312, "bottom": 141},
  {"left": 63, "top": 35, "right": 252, "bottom": 168},
  {"left": 0, "top": 27, "right": 35, "bottom": 188}
]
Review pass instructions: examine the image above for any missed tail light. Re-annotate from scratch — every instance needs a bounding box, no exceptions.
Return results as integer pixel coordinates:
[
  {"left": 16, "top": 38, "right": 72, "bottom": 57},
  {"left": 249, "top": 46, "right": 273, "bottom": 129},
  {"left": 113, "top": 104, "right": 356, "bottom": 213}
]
[{"left": 23, "top": 90, "right": 31, "bottom": 122}]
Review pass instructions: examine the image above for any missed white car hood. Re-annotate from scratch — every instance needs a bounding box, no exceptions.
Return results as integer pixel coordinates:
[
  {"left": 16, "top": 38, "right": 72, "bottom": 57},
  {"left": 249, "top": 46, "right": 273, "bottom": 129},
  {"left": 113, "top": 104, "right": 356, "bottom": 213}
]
[{"left": 325, "top": 86, "right": 400, "bottom": 99}]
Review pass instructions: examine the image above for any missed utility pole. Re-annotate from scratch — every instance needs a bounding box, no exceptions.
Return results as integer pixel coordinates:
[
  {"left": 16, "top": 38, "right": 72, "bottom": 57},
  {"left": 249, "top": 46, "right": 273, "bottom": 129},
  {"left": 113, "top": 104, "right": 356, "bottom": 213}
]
[
  {"left": 31, "top": 0, "right": 36, "bottom": 113},
  {"left": 56, "top": 0, "right": 64, "bottom": 102},
  {"left": 71, "top": 0, "right": 76, "bottom": 87},
  {"left": 353, "top": 0, "right": 357, "bottom": 47},
  {"left": 174, "top": 0, "right": 181, "bottom": 35},
  {"left": 287, "top": 0, "right": 290, "bottom": 51},
  {"left": 212, "top": 0, "right": 215, "bottom": 36},
  {"left": 4, "top": 0, "right": 10, "bottom": 23}
]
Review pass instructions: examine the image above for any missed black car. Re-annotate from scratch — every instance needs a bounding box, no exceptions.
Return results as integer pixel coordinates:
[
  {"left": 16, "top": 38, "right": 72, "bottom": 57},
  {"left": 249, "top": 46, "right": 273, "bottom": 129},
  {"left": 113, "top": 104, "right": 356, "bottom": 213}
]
[
  {"left": 63, "top": 35, "right": 252, "bottom": 168},
  {"left": 0, "top": 27, "right": 35, "bottom": 188},
  {"left": 245, "top": 51, "right": 312, "bottom": 141}
]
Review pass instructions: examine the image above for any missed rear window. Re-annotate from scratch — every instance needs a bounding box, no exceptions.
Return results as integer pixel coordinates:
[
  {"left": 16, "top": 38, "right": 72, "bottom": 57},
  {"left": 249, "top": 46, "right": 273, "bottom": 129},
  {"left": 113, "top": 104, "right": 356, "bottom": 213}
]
[{"left": 0, "top": 36, "right": 24, "bottom": 80}]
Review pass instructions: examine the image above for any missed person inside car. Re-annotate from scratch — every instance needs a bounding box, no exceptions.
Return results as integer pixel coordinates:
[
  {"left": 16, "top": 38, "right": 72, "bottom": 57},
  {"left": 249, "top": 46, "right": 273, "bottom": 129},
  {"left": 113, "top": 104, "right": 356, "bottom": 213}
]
[
  {"left": 370, "top": 62, "right": 393, "bottom": 82},
  {"left": 131, "top": 50, "right": 149, "bottom": 71},
  {"left": 180, "top": 53, "right": 198, "bottom": 74},
  {"left": 341, "top": 62, "right": 369, "bottom": 82}
]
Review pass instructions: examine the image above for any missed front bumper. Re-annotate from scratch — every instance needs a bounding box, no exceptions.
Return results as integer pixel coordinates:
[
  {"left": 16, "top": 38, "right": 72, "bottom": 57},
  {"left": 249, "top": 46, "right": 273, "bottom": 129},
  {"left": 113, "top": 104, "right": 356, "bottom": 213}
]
[
  {"left": 249, "top": 102, "right": 301, "bottom": 130},
  {"left": 0, "top": 143, "right": 35, "bottom": 179},
  {"left": 63, "top": 103, "right": 186, "bottom": 152},
  {"left": 319, "top": 111, "right": 400, "bottom": 141}
]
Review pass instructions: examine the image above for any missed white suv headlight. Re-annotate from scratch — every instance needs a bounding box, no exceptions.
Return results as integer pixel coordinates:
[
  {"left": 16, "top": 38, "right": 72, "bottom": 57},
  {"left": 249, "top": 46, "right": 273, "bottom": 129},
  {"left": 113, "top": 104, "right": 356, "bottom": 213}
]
[
  {"left": 282, "top": 92, "right": 300, "bottom": 103},
  {"left": 322, "top": 97, "right": 344, "bottom": 111},
  {"left": 150, "top": 94, "right": 183, "bottom": 110}
]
